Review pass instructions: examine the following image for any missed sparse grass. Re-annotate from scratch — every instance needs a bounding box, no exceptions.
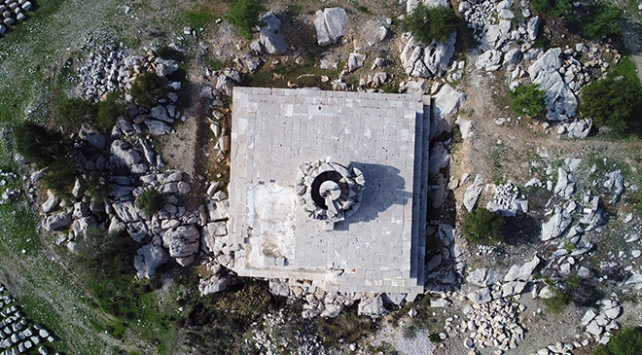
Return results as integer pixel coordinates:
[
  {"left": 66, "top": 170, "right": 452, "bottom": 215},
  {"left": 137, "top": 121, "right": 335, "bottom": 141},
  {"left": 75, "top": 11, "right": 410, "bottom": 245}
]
[
  {"left": 315, "top": 305, "right": 379, "bottom": 348},
  {"left": 541, "top": 285, "right": 572, "bottom": 314},
  {"left": 250, "top": 62, "right": 338, "bottom": 89}
]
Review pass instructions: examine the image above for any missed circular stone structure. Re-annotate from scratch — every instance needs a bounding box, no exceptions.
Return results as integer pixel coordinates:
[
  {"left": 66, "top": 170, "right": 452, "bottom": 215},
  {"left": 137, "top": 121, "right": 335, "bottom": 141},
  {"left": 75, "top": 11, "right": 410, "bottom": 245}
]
[{"left": 296, "top": 160, "right": 366, "bottom": 228}]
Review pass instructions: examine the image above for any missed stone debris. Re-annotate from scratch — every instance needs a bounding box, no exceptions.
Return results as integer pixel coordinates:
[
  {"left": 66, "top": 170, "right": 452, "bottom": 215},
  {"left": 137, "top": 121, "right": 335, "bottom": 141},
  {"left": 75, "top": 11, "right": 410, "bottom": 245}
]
[{"left": 581, "top": 298, "right": 623, "bottom": 344}]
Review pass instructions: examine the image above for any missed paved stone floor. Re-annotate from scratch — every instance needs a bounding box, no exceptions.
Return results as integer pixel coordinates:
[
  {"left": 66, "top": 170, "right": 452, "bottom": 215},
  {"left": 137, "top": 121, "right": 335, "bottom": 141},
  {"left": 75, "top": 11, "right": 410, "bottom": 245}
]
[{"left": 229, "top": 87, "right": 429, "bottom": 294}]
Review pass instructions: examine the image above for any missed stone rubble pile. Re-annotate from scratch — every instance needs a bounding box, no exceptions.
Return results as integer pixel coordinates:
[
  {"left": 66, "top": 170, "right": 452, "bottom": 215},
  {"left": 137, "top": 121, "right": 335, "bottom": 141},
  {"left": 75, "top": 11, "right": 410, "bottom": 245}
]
[
  {"left": 0, "top": 0, "right": 33, "bottom": 35},
  {"left": 0, "top": 284, "right": 61, "bottom": 355},
  {"left": 76, "top": 42, "right": 131, "bottom": 101},
  {"left": 250, "top": 309, "right": 328, "bottom": 355},
  {"left": 486, "top": 183, "right": 528, "bottom": 216},
  {"left": 425, "top": 223, "right": 464, "bottom": 292},
  {"left": 461, "top": 298, "right": 526, "bottom": 351},
  {"left": 399, "top": 33, "right": 456, "bottom": 80}
]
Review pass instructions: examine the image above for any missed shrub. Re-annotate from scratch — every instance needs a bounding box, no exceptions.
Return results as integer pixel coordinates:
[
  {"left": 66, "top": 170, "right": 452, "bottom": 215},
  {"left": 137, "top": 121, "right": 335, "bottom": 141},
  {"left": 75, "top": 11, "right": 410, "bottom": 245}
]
[
  {"left": 13, "top": 122, "right": 67, "bottom": 168},
  {"left": 582, "top": 3, "right": 622, "bottom": 40},
  {"left": 402, "top": 4, "right": 458, "bottom": 46},
  {"left": 54, "top": 96, "right": 97, "bottom": 128},
  {"left": 135, "top": 189, "right": 166, "bottom": 216},
  {"left": 42, "top": 158, "right": 79, "bottom": 195},
  {"left": 129, "top": 72, "right": 168, "bottom": 108},
  {"left": 579, "top": 74, "right": 642, "bottom": 134},
  {"left": 462, "top": 208, "right": 504, "bottom": 245},
  {"left": 224, "top": 0, "right": 266, "bottom": 41},
  {"left": 509, "top": 84, "right": 546, "bottom": 117},
  {"left": 96, "top": 92, "right": 127, "bottom": 130},
  {"left": 541, "top": 285, "right": 572, "bottom": 314},
  {"left": 532, "top": 0, "right": 574, "bottom": 17},
  {"left": 593, "top": 327, "right": 642, "bottom": 355}
]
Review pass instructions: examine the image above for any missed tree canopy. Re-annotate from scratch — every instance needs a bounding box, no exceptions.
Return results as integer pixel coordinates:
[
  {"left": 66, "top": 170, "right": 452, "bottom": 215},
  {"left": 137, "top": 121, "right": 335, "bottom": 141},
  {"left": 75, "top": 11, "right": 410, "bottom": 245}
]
[{"left": 401, "top": 4, "right": 458, "bottom": 46}]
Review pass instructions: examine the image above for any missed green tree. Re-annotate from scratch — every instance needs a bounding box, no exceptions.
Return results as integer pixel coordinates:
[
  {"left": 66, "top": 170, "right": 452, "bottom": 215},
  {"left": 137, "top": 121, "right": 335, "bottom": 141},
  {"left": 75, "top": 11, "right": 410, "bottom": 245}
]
[
  {"left": 509, "top": 84, "right": 546, "bottom": 117},
  {"left": 225, "top": 0, "right": 266, "bottom": 41},
  {"left": 579, "top": 75, "right": 642, "bottom": 133},
  {"left": 531, "top": 0, "right": 574, "bottom": 17},
  {"left": 135, "top": 189, "right": 167, "bottom": 216},
  {"left": 582, "top": 3, "right": 622, "bottom": 40},
  {"left": 593, "top": 327, "right": 642, "bottom": 355},
  {"left": 54, "top": 96, "right": 97, "bottom": 128},
  {"left": 129, "top": 72, "right": 168, "bottom": 109},
  {"left": 401, "top": 4, "right": 459, "bottom": 45},
  {"left": 13, "top": 122, "right": 67, "bottom": 168},
  {"left": 462, "top": 208, "right": 504, "bottom": 245},
  {"left": 96, "top": 92, "right": 127, "bottom": 131}
]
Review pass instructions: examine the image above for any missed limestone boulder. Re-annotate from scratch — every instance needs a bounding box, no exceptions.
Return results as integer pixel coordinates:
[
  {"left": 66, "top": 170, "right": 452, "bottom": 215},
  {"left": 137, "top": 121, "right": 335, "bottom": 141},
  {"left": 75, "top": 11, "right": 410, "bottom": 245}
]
[
  {"left": 258, "top": 12, "right": 288, "bottom": 55},
  {"left": 314, "top": 7, "right": 347, "bottom": 46},
  {"left": 145, "top": 119, "right": 174, "bottom": 135},
  {"left": 134, "top": 239, "right": 170, "bottom": 278},
  {"left": 463, "top": 175, "right": 484, "bottom": 212},
  {"left": 43, "top": 212, "right": 71, "bottom": 231},
  {"left": 41, "top": 190, "right": 60, "bottom": 213},
  {"left": 541, "top": 210, "right": 572, "bottom": 241}
]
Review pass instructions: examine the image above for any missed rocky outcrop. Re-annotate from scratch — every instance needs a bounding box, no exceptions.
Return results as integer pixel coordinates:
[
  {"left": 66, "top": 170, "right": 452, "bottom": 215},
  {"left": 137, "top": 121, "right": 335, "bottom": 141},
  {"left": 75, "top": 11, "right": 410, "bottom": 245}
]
[
  {"left": 541, "top": 209, "right": 572, "bottom": 241},
  {"left": 399, "top": 34, "right": 456, "bottom": 79},
  {"left": 528, "top": 48, "right": 577, "bottom": 121},
  {"left": 161, "top": 225, "right": 200, "bottom": 266}
]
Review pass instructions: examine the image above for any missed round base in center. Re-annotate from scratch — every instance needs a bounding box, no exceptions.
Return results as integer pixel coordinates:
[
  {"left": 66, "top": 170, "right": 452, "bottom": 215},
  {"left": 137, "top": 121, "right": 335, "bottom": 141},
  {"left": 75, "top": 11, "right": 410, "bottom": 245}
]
[{"left": 319, "top": 180, "right": 341, "bottom": 200}]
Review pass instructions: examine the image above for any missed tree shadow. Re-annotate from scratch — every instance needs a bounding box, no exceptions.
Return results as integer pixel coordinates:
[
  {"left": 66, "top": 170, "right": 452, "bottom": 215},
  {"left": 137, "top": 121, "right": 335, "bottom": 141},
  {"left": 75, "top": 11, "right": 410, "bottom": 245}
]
[{"left": 502, "top": 214, "right": 542, "bottom": 246}]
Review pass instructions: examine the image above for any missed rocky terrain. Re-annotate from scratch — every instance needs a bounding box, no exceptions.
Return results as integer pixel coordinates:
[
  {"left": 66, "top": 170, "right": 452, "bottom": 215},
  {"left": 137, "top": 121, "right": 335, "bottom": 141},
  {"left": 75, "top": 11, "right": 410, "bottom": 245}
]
[{"left": 0, "top": 0, "right": 641, "bottom": 354}]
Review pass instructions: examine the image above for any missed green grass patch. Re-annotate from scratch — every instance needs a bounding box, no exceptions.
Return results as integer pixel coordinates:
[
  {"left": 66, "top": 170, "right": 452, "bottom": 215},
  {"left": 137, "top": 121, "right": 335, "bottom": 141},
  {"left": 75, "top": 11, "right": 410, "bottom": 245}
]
[
  {"left": 593, "top": 326, "right": 642, "bottom": 355},
  {"left": 184, "top": 10, "right": 216, "bottom": 30}
]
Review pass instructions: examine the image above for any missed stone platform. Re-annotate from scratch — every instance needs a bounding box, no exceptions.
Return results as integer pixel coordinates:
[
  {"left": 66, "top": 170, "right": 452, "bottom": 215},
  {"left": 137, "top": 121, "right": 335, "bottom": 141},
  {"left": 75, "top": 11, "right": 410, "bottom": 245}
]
[{"left": 228, "top": 87, "right": 430, "bottom": 295}]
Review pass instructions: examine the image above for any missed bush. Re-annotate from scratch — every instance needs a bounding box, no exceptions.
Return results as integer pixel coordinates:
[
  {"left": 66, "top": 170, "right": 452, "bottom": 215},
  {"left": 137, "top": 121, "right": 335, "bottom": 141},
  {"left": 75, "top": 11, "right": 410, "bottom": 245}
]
[
  {"left": 462, "top": 208, "right": 504, "bottom": 245},
  {"left": 402, "top": 4, "right": 458, "bottom": 46},
  {"left": 593, "top": 327, "right": 642, "bottom": 355},
  {"left": 509, "top": 84, "right": 546, "bottom": 117},
  {"left": 579, "top": 74, "right": 642, "bottom": 134},
  {"left": 541, "top": 285, "right": 572, "bottom": 314},
  {"left": 96, "top": 92, "right": 127, "bottom": 131},
  {"left": 135, "top": 189, "right": 166, "bottom": 216},
  {"left": 13, "top": 122, "right": 67, "bottom": 168},
  {"left": 532, "top": 0, "right": 574, "bottom": 17},
  {"left": 582, "top": 3, "right": 622, "bottom": 40},
  {"left": 54, "top": 96, "right": 97, "bottom": 128},
  {"left": 41, "top": 159, "right": 79, "bottom": 195},
  {"left": 129, "top": 72, "right": 168, "bottom": 109},
  {"left": 224, "top": 0, "right": 266, "bottom": 41}
]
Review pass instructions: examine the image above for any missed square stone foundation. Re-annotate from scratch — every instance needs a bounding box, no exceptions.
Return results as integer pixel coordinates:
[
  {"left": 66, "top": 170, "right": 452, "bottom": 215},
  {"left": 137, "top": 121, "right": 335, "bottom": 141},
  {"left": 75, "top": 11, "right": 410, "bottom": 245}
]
[{"left": 229, "top": 87, "right": 430, "bottom": 295}]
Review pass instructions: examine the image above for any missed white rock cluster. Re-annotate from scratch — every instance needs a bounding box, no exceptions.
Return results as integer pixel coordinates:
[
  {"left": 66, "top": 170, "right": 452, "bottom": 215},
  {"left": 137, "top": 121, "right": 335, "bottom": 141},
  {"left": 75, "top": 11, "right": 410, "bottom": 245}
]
[
  {"left": 461, "top": 298, "right": 526, "bottom": 351},
  {"left": 0, "top": 0, "right": 33, "bottom": 34},
  {"left": 581, "top": 298, "right": 622, "bottom": 345},
  {"left": 486, "top": 183, "right": 528, "bottom": 216},
  {"left": 0, "top": 284, "right": 61, "bottom": 355}
]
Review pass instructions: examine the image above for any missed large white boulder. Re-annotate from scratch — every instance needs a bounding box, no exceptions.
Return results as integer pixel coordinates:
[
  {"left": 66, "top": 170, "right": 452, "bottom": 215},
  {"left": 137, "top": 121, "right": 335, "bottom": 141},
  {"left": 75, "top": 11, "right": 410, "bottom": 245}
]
[
  {"left": 314, "top": 7, "right": 347, "bottom": 46},
  {"left": 134, "top": 239, "right": 170, "bottom": 278}
]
